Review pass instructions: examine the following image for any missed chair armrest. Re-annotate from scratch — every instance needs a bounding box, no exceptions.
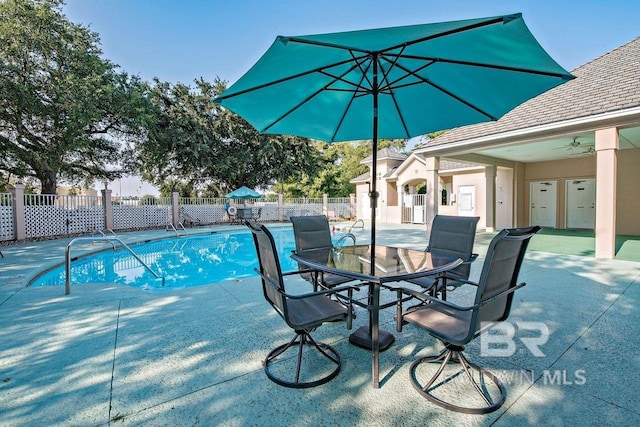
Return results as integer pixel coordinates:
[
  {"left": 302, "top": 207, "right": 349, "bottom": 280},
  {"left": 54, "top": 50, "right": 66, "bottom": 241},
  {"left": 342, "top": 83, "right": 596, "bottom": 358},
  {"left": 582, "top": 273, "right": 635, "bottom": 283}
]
[
  {"left": 394, "top": 286, "right": 476, "bottom": 312},
  {"left": 479, "top": 282, "right": 526, "bottom": 306}
]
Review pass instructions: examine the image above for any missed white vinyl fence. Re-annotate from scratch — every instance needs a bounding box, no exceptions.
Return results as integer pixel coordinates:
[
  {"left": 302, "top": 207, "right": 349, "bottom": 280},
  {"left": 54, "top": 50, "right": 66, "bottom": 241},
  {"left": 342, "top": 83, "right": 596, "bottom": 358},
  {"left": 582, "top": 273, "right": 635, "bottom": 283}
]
[{"left": 0, "top": 190, "right": 355, "bottom": 243}]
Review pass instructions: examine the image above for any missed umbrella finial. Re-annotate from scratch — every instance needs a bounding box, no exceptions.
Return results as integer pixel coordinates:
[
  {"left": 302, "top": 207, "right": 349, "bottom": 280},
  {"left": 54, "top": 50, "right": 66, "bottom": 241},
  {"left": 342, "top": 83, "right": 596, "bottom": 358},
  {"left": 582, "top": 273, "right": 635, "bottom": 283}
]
[{"left": 278, "top": 36, "right": 289, "bottom": 46}]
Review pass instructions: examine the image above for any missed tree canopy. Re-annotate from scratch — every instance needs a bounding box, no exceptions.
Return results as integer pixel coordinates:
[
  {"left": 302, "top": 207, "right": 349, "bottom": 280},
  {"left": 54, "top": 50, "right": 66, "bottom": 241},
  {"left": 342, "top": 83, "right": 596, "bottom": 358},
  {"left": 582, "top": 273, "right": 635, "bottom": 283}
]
[
  {"left": 137, "top": 78, "right": 322, "bottom": 197},
  {"left": 0, "top": 0, "right": 150, "bottom": 194},
  {"left": 0, "top": 0, "right": 415, "bottom": 198}
]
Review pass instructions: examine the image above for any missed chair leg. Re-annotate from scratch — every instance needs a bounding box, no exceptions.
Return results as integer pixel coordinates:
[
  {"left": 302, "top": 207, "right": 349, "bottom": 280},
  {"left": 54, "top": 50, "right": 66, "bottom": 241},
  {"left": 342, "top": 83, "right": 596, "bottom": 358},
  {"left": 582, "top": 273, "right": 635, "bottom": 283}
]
[
  {"left": 264, "top": 330, "right": 341, "bottom": 388},
  {"left": 409, "top": 344, "right": 506, "bottom": 414}
]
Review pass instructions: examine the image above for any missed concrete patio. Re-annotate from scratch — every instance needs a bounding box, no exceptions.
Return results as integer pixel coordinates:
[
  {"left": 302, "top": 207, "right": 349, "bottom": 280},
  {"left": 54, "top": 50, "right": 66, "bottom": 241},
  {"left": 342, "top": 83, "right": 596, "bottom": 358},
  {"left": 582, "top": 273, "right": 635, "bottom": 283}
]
[{"left": 1, "top": 223, "right": 639, "bottom": 426}]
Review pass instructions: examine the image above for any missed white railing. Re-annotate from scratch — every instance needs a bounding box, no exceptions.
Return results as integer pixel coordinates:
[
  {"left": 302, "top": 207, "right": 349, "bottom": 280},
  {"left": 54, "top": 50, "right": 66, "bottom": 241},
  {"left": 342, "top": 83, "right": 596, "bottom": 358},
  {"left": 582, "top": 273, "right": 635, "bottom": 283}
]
[{"left": 0, "top": 192, "right": 356, "bottom": 243}]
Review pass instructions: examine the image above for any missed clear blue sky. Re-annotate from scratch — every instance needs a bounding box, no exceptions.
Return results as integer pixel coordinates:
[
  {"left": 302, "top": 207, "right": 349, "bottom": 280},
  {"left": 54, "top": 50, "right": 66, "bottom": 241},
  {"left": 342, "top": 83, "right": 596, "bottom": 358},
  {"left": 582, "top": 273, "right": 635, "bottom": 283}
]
[
  {"left": 62, "top": 0, "right": 639, "bottom": 196},
  {"left": 64, "top": 0, "right": 639, "bottom": 87}
]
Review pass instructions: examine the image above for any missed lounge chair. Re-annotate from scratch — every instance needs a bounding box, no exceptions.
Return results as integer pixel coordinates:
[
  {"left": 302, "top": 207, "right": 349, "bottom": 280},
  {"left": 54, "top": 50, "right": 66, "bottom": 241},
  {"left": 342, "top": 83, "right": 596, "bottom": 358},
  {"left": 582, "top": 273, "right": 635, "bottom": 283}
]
[{"left": 181, "top": 212, "right": 202, "bottom": 227}]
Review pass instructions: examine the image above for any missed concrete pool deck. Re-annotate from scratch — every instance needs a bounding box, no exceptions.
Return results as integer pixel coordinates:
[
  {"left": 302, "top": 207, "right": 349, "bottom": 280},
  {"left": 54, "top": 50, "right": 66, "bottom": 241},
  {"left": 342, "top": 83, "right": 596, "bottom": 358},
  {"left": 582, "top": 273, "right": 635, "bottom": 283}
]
[{"left": 1, "top": 222, "right": 639, "bottom": 425}]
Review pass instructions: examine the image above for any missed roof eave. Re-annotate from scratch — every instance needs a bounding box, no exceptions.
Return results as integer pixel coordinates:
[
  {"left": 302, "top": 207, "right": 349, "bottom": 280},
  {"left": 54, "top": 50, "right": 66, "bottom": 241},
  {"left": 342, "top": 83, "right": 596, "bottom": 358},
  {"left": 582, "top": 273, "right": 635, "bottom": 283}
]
[{"left": 414, "top": 106, "right": 640, "bottom": 157}]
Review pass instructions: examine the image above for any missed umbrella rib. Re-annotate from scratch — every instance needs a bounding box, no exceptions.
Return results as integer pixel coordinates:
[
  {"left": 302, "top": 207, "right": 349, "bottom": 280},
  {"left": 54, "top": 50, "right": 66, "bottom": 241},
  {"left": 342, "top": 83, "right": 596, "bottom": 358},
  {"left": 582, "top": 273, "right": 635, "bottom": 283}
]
[
  {"left": 215, "top": 56, "right": 367, "bottom": 101},
  {"left": 384, "top": 57, "right": 499, "bottom": 120},
  {"left": 281, "top": 16, "right": 510, "bottom": 58},
  {"left": 378, "top": 15, "right": 511, "bottom": 55},
  {"left": 317, "top": 54, "right": 372, "bottom": 93},
  {"left": 261, "top": 57, "right": 370, "bottom": 134},
  {"left": 376, "top": 54, "right": 412, "bottom": 138},
  {"left": 383, "top": 52, "right": 573, "bottom": 80},
  {"left": 330, "top": 63, "right": 372, "bottom": 141}
]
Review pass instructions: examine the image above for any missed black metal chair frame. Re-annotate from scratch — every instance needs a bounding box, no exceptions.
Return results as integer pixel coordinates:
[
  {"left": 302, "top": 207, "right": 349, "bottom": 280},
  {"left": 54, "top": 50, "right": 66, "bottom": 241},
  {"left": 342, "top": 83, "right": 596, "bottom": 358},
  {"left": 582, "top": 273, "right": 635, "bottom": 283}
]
[
  {"left": 393, "top": 225, "right": 541, "bottom": 414},
  {"left": 290, "top": 215, "right": 356, "bottom": 291},
  {"left": 246, "top": 220, "right": 357, "bottom": 388},
  {"left": 407, "top": 215, "right": 480, "bottom": 300}
]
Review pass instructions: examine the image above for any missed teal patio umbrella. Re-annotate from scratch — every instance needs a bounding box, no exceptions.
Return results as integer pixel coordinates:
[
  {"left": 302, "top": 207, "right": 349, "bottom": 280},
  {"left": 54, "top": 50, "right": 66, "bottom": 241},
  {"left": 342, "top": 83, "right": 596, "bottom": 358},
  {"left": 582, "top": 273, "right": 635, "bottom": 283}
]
[
  {"left": 225, "top": 186, "right": 261, "bottom": 199},
  {"left": 215, "top": 13, "right": 574, "bottom": 269}
]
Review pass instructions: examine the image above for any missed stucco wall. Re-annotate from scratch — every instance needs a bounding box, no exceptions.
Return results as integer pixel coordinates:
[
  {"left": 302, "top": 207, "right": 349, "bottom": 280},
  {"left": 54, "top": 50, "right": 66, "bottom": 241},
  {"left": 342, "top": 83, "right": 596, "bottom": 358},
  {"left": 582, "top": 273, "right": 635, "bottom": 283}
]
[
  {"left": 451, "top": 170, "right": 487, "bottom": 229},
  {"left": 617, "top": 148, "right": 640, "bottom": 235}
]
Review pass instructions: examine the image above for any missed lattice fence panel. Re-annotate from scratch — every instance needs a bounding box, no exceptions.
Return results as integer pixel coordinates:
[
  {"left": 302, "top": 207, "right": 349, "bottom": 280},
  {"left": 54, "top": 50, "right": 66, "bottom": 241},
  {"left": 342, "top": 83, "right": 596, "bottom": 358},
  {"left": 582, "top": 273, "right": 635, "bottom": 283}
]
[
  {"left": 179, "top": 197, "right": 227, "bottom": 224},
  {"left": 24, "top": 194, "right": 103, "bottom": 238},
  {"left": 282, "top": 199, "right": 323, "bottom": 219},
  {"left": 327, "top": 198, "right": 352, "bottom": 220},
  {"left": 113, "top": 204, "right": 172, "bottom": 230},
  {"left": 0, "top": 193, "right": 14, "bottom": 241}
]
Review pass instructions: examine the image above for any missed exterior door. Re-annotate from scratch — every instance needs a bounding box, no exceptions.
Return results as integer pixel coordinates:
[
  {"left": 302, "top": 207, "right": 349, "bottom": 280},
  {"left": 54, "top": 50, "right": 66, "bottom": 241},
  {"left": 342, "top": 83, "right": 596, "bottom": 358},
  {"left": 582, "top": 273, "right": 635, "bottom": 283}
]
[
  {"left": 457, "top": 185, "right": 475, "bottom": 217},
  {"left": 566, "top": 179, "right": 596, "bottom": 229},
  {"left": 530, "top": 181, "right": 557, "bottom": 227}
]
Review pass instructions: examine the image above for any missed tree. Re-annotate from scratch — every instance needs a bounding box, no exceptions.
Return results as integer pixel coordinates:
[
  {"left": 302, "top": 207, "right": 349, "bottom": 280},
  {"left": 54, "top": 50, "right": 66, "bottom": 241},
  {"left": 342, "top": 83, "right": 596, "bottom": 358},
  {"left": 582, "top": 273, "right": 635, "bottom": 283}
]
[
  {"left": 138, "top": 78, "right": 320, "bottom": 197},
  {"left": 0, "top": 0, "right": 150, "bottom": 195},
  {"left": 277, "top": 139, "right": 407, "bottom": 198}
]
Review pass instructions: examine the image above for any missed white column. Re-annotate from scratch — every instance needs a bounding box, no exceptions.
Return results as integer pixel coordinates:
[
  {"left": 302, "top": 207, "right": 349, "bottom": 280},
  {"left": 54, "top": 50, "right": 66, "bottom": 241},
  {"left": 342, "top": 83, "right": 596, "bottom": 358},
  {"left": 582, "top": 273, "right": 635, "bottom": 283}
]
[
  {"left": 172, "top": 192, "right": 180, "bottom": 227},
  {"left": 9, "top": 184, "right": 26, "bottom": 241},
  {"left": 425, "top": 157, "right": 440, "bottom": 225},
  {"left": 595, "top": 128, "right": 618, "bottom": 259},
  {"left": 102, "top": 189, "right": 113, "bottom": 230}
]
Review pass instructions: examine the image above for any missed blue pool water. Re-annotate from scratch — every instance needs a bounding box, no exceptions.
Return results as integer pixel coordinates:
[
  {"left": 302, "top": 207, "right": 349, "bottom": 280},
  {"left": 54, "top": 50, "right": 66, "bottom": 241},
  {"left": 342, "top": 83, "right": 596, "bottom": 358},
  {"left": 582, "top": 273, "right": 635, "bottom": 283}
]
[{"left": 30, "top": 228, "right": 301, "bottom": 291}]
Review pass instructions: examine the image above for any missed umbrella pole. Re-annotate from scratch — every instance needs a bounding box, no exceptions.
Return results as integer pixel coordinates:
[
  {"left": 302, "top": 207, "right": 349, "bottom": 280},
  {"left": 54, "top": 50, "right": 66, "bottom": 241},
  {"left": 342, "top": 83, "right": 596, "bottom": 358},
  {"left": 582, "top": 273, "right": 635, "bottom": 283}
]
[{"left": 369, "top": 53, "right": 379, "bottom": 275}]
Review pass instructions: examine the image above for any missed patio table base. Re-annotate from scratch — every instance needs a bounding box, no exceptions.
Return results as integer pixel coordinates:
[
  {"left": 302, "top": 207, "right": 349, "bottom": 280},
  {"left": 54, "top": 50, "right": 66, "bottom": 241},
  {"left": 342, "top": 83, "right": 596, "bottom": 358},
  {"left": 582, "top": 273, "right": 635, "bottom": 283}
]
[{"left": 348, "top": 326, "right": 395, "bottom": 351}]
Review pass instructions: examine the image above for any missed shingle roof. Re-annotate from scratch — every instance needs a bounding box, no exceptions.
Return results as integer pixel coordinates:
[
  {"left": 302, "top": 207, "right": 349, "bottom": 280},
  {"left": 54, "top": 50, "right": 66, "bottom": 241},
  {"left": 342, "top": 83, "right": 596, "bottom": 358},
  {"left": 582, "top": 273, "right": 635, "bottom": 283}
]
[
  {"left": 361, "top": 148, "right": 407, "bottom": 163},
  {"left": 417, "top": 37, "right": 640, "bottom": 148}
]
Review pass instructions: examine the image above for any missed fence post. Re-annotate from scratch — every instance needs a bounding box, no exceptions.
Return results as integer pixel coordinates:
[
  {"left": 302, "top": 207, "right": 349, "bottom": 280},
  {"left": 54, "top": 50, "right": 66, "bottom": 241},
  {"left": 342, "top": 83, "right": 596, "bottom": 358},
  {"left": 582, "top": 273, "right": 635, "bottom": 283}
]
[
  {"left": 322, "top": 194, "right": 328, "bottom": 217},
  {"left": 102, "top": 188, "right": 113, "bottom": 230},
  {"left": 350, "top": 193, "right": 356, "bottom": 221},
  {"left": 278, "top": 194, "right": 284, "bottom": 222},
  {"left": 9, "top": 184, "right": 26, "bottom": 241},
  {"left": 172, "top": 192, "right": 180, "bottom": 227}
]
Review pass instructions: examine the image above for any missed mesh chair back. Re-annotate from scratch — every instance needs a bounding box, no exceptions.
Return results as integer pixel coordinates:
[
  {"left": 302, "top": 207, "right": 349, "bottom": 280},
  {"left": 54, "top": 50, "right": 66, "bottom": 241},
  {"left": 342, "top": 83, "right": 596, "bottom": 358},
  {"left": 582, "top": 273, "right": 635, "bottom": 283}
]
[
  {"left": 246, "top": 221, "right": 287, "bottom": 316},
  {"left": 427, "top": 215, "right": 480, "bottom": 280},
  {"left": 473, "top": 226, "right": 541, "bottom": 330},
  {"left": 290, "top": 215, "right": 333, "bottom": 251}
]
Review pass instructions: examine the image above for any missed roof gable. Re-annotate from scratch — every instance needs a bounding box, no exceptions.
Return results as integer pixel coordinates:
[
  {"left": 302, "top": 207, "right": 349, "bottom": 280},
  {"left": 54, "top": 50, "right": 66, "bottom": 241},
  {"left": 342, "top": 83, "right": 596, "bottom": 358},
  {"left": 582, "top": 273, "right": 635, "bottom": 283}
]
[{"left": 417, "top": 37, "right": 640, "bottom": 148}]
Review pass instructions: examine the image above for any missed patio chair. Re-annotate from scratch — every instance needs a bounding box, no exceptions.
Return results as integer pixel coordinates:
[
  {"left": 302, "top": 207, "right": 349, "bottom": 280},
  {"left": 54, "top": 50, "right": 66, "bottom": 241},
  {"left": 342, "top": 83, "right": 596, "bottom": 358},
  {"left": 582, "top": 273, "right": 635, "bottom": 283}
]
[
  {"left": 181, "top": 212, "right": 202, "bottom": 227},
  {"left": 237, "top": 207, "right": 253, "bottom": 221},
  {"left": 246, "top": 220, "right": 355, "bottom": 388},
  {"left": 393, "top": 225, "right": 541, "bottom": 414},
  {"left": 290, "top": 215, "right": 354, "bottom": 291},
  {"left": 406, "top": 215, "right": 479, "bottom": 299}
]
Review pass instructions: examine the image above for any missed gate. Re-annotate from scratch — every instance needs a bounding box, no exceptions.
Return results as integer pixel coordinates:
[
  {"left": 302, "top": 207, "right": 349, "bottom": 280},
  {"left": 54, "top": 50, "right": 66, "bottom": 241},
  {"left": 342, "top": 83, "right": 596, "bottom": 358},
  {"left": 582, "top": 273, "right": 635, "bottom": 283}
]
[{"left": 402, "top": 194, "right": 427, "bottom": 224}]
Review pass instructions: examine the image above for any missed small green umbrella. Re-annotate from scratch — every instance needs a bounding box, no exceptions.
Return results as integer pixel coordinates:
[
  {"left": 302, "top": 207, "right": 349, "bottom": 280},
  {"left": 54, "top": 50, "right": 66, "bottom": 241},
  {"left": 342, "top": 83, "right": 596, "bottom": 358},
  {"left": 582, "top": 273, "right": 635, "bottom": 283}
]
[
  {"left": 215, "top": 13, "right": 574, "bottom": 269},
  {"left": 225, "top": 186, "right": 261, "bottom": 199}
]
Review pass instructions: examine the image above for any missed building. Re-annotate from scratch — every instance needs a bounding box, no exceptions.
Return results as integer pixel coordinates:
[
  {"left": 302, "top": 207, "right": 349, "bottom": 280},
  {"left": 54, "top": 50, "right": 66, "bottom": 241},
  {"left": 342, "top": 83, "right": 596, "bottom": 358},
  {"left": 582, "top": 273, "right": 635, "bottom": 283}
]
[{"left": 354, "top": 37, "right": 640, "bottom": 259}]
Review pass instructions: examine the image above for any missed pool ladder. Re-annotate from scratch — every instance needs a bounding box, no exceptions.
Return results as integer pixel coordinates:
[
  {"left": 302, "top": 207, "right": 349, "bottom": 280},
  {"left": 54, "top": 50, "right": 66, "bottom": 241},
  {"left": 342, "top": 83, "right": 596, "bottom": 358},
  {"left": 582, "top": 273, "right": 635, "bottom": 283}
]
[
  {"left": 348, "top": 219, "right": 365, "bottom": 233},
  {"left": 65, "top": 236, "right": 165, "bottom": 295},
  {"left": 166, "top": 222, "right": 188, "bottom": 237}
]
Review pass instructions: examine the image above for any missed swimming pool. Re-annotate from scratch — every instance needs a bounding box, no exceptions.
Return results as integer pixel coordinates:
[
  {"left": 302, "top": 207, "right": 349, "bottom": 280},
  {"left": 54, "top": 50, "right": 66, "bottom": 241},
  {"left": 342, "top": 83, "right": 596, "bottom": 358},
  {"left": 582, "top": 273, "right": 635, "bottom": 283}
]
[{"left": 30, "top": 228, "right": 302, "bottom": 291}]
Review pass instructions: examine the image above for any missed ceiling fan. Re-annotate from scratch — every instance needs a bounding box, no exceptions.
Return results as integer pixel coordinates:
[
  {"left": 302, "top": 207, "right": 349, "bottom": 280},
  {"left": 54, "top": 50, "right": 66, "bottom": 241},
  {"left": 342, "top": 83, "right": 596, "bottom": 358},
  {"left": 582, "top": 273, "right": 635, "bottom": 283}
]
[{"left": 554, "top": 137, "right": 595, "bottom": 155}]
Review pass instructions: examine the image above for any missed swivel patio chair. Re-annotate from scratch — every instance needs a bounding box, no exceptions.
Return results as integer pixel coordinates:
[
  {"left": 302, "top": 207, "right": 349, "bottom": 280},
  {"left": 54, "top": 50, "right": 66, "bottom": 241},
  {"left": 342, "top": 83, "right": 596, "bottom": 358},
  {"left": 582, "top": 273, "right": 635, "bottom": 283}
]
[
  {"left": 290, "top": 215, "right": 355, "bottom": 291},
  {"left": 406, "top": 215, "right": 479, "bottom": 299},
  {"left": 246, "top": 220, "right": 356, "bottom": 388},
  {"left": 394, "top": 225, "right": 541, "bottom": 414}
]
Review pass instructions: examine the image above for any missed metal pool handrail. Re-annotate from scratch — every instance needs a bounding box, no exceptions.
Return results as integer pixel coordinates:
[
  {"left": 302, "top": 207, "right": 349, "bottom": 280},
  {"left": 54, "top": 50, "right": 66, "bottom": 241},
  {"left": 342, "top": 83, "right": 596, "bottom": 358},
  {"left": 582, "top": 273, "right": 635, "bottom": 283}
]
[{"left": 65, "top": 236, "right": 165, "bottom": 295}]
